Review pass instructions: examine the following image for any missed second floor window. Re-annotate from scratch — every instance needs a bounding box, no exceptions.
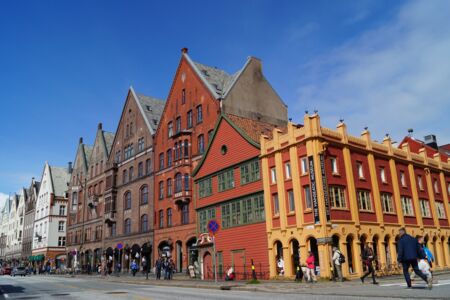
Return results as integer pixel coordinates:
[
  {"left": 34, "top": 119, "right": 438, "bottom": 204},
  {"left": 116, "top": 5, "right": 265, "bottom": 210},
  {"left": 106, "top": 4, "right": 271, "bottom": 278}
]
[
  {"left": 436, "top": 202, "right": 446, "bottom": 219},
  {"left": 304, "top": 186, "right": 312, "bottom": 209},
  {"left": 198, "top": 178, "right": 212, "bottom": 198},
  {"left": 301, "top": 157, "right": 308, "bottom": 174},
  {"left": 419, "top": 199, "right": 431, "bottom": 217},
  {"left": 167, "top": 149, "right": 173, "bottom": 167},
  {"left": 380, "top": 167, "right": 386, "bottom": 183},
  {"left": 198, "top": 135, "right": 205, "bottom": 154},
  {"left": 285, "top": 162, "right": 291, "bottom": 180},
  {"left": 175, "top": 173, "right": 182, "bottom": 193},
  {"left": 287, "top": 190, "right": 295, "bottom": 212},
  {"left": 146, "top": 159, "right": 151, "bottom": 175},
  {"left": 218, "top": 169, "right": 234, "bottom": 192},
  {"left": 381, "top": 193, "right": 395, "bottom": 213},
  {"left": 138, "top": 137, "right": 145, "bottom": 152},
  {"left": 167, "top": 178, "right": 173, "bottom": 197},
  {"left": 184, "top": 174, "right": 189, "bottom": 191},
  {"left": 140, "top": 185, "right": 148, "bottom": 205},
  {"left": 159, "top": 181, "right": 164, "bottom": 200},
  {"left": 400, "top": 171, "right": 407, "bottom": 187},
  {"left": 181, "top": 203, "right": 189, "bottom": 224},
  {"left": 59, "top": 205, "right": 66, "bottom": 216},
  {"left": 123, "top": 169, "right": 128, "bottom": 184},
  {"left": 124, "top": 218, "right": 131, "bottom": 234},
  {"left": 138, "top": 162, "right": 143, "bottom": 177},
  {"left": 401, "top": 196, "right": 414, "bottom": 216},
  {"left": 167, "top": 208, "right": 172, "bottom": 227},
  {"left": 159, "top": 210, "right": 164, "bottom": 229},
  {"left": 187, "top": 110, "right": 193, "bottom": 128},
  {"left": 159, "top": 153, "right": 164, "bottom": 170},
  {"left": 329, "top": 186, "right": 346, "bottom": 208},
  {"left": 418, "top": 175, "right": 424, "bottom": 190},
  {"left": 357, "top": 190, "right": 372, "bottom": 211},
  {"left": 272, "top": 194, "right": 279, "bottom": 215},
  {"left": 196, "top": 105, "right": 203, "bottom": 123},
  {"left": 124, "top": 191, "right": 131, "bottom": 210},
  {"left": 141, "top": 214, "right": 148, "bottom": 232},
  {"left": 58, "top": 221, "right": 65, "bottom": 232},
  {"left": 129, "top": 166, "right": 134, "bottom": 182}
]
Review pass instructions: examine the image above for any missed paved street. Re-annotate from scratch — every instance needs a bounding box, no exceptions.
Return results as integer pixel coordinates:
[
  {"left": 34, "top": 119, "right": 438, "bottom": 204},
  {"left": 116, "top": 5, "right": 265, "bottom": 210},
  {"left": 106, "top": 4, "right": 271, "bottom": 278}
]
[{"left": 2, "top": 274, "right": 450, "bottom": 300}]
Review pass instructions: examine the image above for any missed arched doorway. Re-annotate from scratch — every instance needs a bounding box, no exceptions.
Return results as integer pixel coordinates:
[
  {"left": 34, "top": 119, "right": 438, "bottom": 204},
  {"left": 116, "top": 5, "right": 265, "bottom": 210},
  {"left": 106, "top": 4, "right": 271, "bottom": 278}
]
[
  {"left": 346, "top": 235, "right": 355, "bottom": 274},
  {"left": 203, "top": 251, "right": 212, "bottom": 280},
  {"left": 176, "top": 240, "right": 183, "bottom": 272},
  {"left": 131, "top": 244, "right": 141, "bottom": 267},
  {"left": 85, "top": 249, "right": 93, "bottom": 273},
  {"left": 290, "top": 239, "right": 300, "bottom": 276},
  {"left": 307, "top": 237, "right": 319, "bottom": 273},
  {"left": 158, "top": 241, "right": 172, "bottom": 259}
]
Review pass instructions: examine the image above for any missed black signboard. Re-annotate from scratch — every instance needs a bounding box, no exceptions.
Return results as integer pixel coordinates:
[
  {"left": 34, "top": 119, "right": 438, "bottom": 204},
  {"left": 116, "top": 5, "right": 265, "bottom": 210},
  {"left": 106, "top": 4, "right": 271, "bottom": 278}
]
[
  {"left": 319, "top": 153, "right": 331, "bottom": 222},
  {"left": 308, "top": 156, "right": 320, "bottom": 224}
]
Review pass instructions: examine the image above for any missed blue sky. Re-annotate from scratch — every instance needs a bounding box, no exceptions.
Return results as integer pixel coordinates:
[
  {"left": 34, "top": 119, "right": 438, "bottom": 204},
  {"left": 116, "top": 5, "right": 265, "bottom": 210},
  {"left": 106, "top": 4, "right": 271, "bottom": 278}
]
[{"left": 1, "top": 0, "right": 449, "bottom": 205}]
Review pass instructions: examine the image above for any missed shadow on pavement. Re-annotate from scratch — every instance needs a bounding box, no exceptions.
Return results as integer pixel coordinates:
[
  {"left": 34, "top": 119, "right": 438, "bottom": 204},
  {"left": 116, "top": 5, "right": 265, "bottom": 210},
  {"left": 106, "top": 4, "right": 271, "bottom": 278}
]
[{"left": 0, "top": 284, "right": 26, "bottom": 295}]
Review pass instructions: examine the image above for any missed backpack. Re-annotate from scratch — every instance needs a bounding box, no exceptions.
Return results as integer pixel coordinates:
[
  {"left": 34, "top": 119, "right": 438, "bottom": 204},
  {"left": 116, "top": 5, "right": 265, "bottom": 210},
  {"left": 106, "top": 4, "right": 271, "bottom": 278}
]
[{"left": 338, "top": 252, "right": 346, "bottom": 264}]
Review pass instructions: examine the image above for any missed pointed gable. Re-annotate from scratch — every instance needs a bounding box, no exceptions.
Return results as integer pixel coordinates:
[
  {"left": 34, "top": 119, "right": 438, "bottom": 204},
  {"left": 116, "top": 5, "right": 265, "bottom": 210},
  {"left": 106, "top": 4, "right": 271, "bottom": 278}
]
[
  {"left": 89, "top": 123, "right": 115, "bottom": 169},
  {"left": 193, "top": 115, "right": 263, "bottom": 179}
]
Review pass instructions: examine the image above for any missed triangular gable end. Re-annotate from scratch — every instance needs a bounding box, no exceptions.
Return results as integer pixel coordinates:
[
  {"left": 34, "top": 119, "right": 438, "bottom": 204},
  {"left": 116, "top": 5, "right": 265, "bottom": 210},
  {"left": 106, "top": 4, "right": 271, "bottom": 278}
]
[{"left": 193, "top": 115, "right": 260, "bottom": 179}]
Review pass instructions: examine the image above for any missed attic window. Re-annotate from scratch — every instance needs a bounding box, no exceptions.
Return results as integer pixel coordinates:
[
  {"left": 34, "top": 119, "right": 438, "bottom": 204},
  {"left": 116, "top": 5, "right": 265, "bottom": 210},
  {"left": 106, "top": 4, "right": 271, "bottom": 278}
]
[
  {"left": 146, "top": 105, "right": 152, "bottom": 112},
  {"left": 202, "top": 69, "right": 209, "bottom": 77},
  {"left": 129, "top": 109, "right": 132, "bottom": 113},
  {"left": 221, "top": 145, "right": 227, "bottom": 155},
  {"left": 213, "top": 84, "right": 222, "bottom": 91},
  {"left": 153, "top": 119, "right": 158, "bottom": 125}
]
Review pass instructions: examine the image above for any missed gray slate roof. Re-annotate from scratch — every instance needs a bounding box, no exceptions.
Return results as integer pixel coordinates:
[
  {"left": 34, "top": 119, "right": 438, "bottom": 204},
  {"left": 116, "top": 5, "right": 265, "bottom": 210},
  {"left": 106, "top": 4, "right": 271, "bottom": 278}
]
[
  {"left": 136, "top": 94, "right": 165, "bottom": 133},
  {"left": 103, "top": 131, "right": 115, "bottom": 155},
  {"left": 49, "top": 166, "right": 70, "bottom": 197},
  {"left": 83, "top": 145, "right": 93, "bottom": 167},
  {"left": 193, "top": 61, "right": 238, "bottom": 98}
]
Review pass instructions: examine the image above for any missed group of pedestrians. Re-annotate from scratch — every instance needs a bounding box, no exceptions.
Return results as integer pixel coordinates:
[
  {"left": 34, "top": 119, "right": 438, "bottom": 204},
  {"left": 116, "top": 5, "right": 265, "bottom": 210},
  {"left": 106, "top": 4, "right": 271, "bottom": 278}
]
[{"left": 155, "top": 257, "right": 175, "bottom": 280}]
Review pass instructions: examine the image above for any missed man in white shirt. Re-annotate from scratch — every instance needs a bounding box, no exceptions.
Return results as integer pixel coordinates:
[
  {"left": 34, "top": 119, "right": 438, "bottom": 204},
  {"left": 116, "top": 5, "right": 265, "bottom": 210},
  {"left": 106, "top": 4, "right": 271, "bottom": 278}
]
[{"left": 332, "top": 247, "right": 343, "bottom": 282}]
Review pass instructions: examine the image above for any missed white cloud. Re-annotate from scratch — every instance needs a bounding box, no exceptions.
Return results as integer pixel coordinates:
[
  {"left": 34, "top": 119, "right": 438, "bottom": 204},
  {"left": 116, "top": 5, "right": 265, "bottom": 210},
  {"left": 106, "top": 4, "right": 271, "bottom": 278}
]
[
  {"left": 295, "top": 0, "right": 450, "bottom": 144},
  {"left": 0, "top": 192, "right": 9, "bottom": 209}
]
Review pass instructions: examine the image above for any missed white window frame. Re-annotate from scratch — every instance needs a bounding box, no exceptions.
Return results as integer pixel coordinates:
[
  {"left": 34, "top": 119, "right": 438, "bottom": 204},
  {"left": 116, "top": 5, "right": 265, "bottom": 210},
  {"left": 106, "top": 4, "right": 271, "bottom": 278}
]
[
  {"left": 418, "top": 175, "right": 423, "bottom": 190},
  {"left": 300, "top": 157, "right": 308, "bottom": 175},
  {"left": 287, "top": 190, "right": 295, "bottom": 212},
  {"left": 419, "top": 199, "right": 431, "bottom": 218},
  {"left": 273, "top": 194, "right": 279, "bottom": 215},
  {"left": 357, "top": 162, "right": 364, "bottom": 179},
  {"left": 331, "top": 157, "right": 338, "bottom": 175},
  {"left": 380, "top": 167, "right": 386, "bottom": 183},
  {"left": 434, "top": 179, "right": 440, "bottom": 194},
  {"left": 270, "top": 168, "right": 277, "bottom": 184},
  {"left": 401, "top": 196, "right": 414, "bottom": 216},
  {"left": 381, "top": 193, "right": 395, "bottom": 213},
  {"left": 285, "top": 162, "right": 291, "bottom": 180},
  {"left": 400, "top": 171, "right": 406, "bottom": 187},
  {"left": 357, "top": 190, "right": 372, "bottom": 211},
  {"left": 329, "top": 186, "right": 346, "bottom": 208},
  {"left": 436, "top": 202, "right": 446, "bottom": 219},
  {"left": 58, "top": 221, "right": 65, "bottom": 232}
]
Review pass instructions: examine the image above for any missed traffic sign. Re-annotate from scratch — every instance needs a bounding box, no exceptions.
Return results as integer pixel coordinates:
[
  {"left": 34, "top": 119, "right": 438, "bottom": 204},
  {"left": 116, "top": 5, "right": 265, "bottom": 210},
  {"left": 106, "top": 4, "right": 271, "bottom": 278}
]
[
  {"left": 117, "top": 242, "right": 123, "bottom": 250},
  {"left": 207, "top": 219, "right": 219, "bottom": 234}
]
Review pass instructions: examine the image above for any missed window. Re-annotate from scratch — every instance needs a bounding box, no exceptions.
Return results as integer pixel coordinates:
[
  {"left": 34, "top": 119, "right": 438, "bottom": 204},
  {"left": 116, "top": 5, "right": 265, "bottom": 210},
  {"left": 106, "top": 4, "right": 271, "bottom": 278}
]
[
  {"left": 304, "top": 186, "right": 312, "bottom": 209},
  {"left": 208, "top": 129, "right": 214, "bottom": 143},
  {"left": 138, "top": 162, "right": 143, "bottom": 177},
  {"left": 181, "top": 89, "right": 186, "bottom": 104},
  {"left": 159, "top": 210, "right": 164, "bottom": 229},
  {"left": 167, "top": 149, "right": 173, "bottom": 167},
  {"left": 124, "top": 144, "right": 134, "bottom": 159},
  {"left": 167, "top": 179, "right": 173, "bottom": 197},
  {"left": 130, "top": 122, "right": 133, "bottom": 135},
  {"left": 329, "top": 186, "right": 346, "bottom": 208},
  {"left": 434, "top": 179, "right": 440, "bottom": 194},
  {"left": 198, "top": 207, "right": 216, "bottom": 233},
  {"left": 273, "top": 193, "right": 279, "bottom": 215},
  {"left": 129, "top": 166, "right": 134, "bottom": 182},
  {"left": 111, "top": 223, "right": 116, "bottom": 237},
  {"left": 184, "top": 174, "right": 189, "bottom": 191},
  {"left": 270, "top": 168, "right": 277, "bottom": 184},
  {"left": 146, "top": 158, "right": 152, "bottom": 175},
  {"left": 198, "top": 134, "right": 205, "bottom": 154},
  {"left": 357, "top": 190, "right": 372, "bottom": 211},
  {"left": 140, "top": 185, "right": 148, "bottom": 205},
  {"left": 240, "top": 160, "right": 260, "bottom": 185},
  {"left": 357, "top": 162, "right": 364, "bottom": 179},
  {"left": 159, "top": 153, "right": 164, "bottom": 170},
  {"left": 123, "top": 169, "right": 127, "bottom": 184},
  {"left": 174, "top": 142, "right": 179, "bottom": 161},
  {"left": 175, "top": 173, "right": 182, "bottom": 193},
  {"left": 400, "top": 171, "right": 406, "bottom": 187},
  {"left": 167, "top": 208, "right": 172, "bottom": 227},
  {"left": 58, "top": 236, "right": 66, "bottom": 247},
  {"left": 330, "top": 157, "right": 338, "bottom": 174},
  {"left": 300, "top": 157, "right": 308, "bottom": 174},
  {"left": 184, "top": 139, "right": 189, "bottom": 157},
  {"left": 436, "top": 202, "right": 446, "bottom": 219},
  {"left": 159, "top": 181, "right": 164, "bottom": 200},
  {"left": 381, "top": 193, "right": 395, "bottom": 213},
  {"left": 124, "top": 218, "right": 131, "bottom": 234},
  {"left": 58, "top": 221, "right": 65, "bottom": 232},
  {"left": 380, "top": 167, "right": 386, "bottom": 183},
  {"left": 221, "top": 193, "right": 265, "bottom": 229},
  {"left": 287, "top": 190, "right": 295, "bottom": 212},
  {"left": 196, "top": 105, "right": 203, "bottom": 123},
  {"left": 124, "top": 191, "right": 131, "bottom": 210},
  {"left": 176, "top": 117, "right": 181, "bottom": 133},
  {"left": 218, "top": 169, "right": 234, "bottom": 192},
  {"left": 187, "top": 110, "right": 193, "bottom": 128},
  {"left": 59, "top": 205, "right": 66, "bottom": 216},
  {"left": 401, "top": 196, "right": 414, "bottom": 216},
  {"left": 418, "top": 175, "right": 424, "bottom": 190},
  {"left": 141, "top": 214, "right": 148, "bottom": 232},
  {"left": 182, "top": 204, "right": 189, "bottom": 224},
  {"left": 138, "top": 137, "right": 145, "bottom": 152},
  {"left": 168, "top": 121, "right": 173, "bottom": 138},
  {"left": 198, "top": 178, "right": 212, "bottom": 198},
  {"left": 71, "top": 192, "right": 78, "bottom": 211},
  {"left": 285, "top": 162, "right": 291, "bottom": 180},
  {"left": 419, "top": 199, "right": 431, "bottom": 217}
]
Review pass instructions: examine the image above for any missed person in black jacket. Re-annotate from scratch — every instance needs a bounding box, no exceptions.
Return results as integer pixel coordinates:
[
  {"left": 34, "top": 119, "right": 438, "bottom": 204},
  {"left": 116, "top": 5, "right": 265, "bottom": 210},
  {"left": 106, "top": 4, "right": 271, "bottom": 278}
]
[
  {"left": 397, "top": 228, "right": 432, "bottom": 289},
  {"left": 360, "top": 242, "right": 378, "bottom": 284}
]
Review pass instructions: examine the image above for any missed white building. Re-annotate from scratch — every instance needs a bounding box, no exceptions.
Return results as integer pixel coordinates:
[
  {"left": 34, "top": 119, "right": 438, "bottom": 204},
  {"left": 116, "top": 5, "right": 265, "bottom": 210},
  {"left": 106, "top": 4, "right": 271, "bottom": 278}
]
[
  {"left": 4, "top": 193, "right": 25, "bottom": 263},
  {"left": 32, "top": 162, "right": 71, "bottom": 269},
  {"left": 0, "top": 198, "right": 12, "bottom": 261}
]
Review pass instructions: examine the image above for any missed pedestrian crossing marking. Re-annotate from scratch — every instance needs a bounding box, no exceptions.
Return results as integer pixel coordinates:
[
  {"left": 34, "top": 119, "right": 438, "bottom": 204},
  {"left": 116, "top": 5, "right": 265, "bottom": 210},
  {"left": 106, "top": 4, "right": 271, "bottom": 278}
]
[{"left": 381, "top": 279, "right": 450, "bottom": 287}]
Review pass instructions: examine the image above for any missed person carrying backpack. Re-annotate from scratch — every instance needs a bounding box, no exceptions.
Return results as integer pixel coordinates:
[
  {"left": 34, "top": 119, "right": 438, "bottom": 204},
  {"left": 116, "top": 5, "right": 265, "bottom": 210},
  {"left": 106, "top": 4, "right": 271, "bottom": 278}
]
[{"left": 332, "top": 246, "right": 344, "bottom": 282}]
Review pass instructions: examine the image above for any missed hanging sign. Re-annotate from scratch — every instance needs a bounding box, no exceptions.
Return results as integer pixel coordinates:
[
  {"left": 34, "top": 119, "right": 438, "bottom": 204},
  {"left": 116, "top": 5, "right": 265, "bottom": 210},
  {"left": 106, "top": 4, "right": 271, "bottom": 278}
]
[
  {"left": 319, "top": 153, "right": 331, "bottom": 222},
  {"left": 308, "top": 156, "right": 320, "bottom": 224}
]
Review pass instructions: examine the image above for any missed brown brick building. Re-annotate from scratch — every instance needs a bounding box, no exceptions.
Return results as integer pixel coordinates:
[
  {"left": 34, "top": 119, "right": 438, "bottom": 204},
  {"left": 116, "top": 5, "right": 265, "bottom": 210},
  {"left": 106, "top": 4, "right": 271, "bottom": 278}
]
[
  {"left": 103, "top": 87, "right": 164, "bottom": 271},
  {"left": 153, "top": 48, "right": 287, "bottom": 272}
]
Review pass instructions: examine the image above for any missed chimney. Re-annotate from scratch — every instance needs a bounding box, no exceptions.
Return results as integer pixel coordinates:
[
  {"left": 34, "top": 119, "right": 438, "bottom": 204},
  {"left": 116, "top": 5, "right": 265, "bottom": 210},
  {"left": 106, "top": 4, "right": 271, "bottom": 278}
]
[
  {"left": 98, "top": 122, "right": 103, "bottom": 130},
  {"left": 68, "top": 162, "right": 73, "bottom": 174},
  {"left": 181, "top": 47, "right": 188, "bottom": 54},
  {"left": 79, "top": 137, "right": 83, "bottom": 144},
  {"left": 424, "top": 134, "right": 438, "bottom": 150}
]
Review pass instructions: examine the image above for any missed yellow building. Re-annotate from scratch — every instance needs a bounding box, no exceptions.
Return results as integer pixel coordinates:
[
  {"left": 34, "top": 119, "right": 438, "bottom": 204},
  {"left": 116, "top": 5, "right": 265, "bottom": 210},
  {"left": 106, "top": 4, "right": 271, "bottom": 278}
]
[{"left": 260, "top": 113, "right": 450, "bottom": 279}]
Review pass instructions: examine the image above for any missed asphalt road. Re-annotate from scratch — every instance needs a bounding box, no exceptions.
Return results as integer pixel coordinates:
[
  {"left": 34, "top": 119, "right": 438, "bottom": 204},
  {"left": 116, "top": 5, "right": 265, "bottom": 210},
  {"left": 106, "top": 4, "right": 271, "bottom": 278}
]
[{"left": 1, "top": 275, "right": 450, "bottom": 300}]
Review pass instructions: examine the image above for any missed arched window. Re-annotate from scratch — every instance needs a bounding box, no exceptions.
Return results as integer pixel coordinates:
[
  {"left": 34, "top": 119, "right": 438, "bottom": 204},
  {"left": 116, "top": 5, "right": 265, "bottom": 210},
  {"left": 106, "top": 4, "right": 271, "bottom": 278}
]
[
  {"left": 184, "top": 174, "right": 189, "bottom": 191},
  {"left": 175, "top": 173, "right": 182, "bottom": 193},
  {"left": 167, "top": 178, "right": 173, "bottom": 197},
  {"left": 129, "top": 166, "right": 134, "bottom": 182},
  {"left": 141, "top": 214, "right": 148, "bottom": 232},
  {"left": 124, "top": 191, "right": 131, "bottom": 210},
  {"left": 124, "top": 218, "right": 131, "bottom": 234},
  {"left": 184, "top": 139, "right": 189, "bottom": 157},
  {"left": 167, "top": 208, "right": 172, "bottom": 227},
  {"left": 140, "top": 185, "right": 148, "bottom": 205}
]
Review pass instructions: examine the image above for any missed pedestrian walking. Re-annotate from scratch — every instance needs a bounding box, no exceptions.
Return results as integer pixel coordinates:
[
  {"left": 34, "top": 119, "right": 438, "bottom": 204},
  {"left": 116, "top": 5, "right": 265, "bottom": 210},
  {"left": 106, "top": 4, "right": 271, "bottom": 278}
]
[
  {"left": 155, "top": 258, "right": 162, "bottom": 280},
  {"left": 397, "top": 228, "right": 432, "bottom": 289},
  {"left": 360, "top": 243, "right": 378, "bottom": 284},
  {"left": 163, "top": 259, "right": 170, "bottom": 280},
  {"left": 305, "top": 251, "right": 317, "bottom": 283},
  {"left": 411, "top": 236, "right": 434, "bottom": 280},
  {"left": 332, "top": 247, "right": 344, "bottom": 282},
  {"left": 131, "top": 260, "right": 138, "bottom": 277}
]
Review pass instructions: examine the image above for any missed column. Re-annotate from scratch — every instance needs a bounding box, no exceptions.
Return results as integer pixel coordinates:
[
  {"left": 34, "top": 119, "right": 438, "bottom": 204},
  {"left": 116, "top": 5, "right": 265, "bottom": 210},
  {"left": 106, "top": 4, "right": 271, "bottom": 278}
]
[
  {"left": 353, "top": 238, "right": 363, "bottom": 276},
  {"left": 282, "top": 244, "right": 292, "bottom": 277}
]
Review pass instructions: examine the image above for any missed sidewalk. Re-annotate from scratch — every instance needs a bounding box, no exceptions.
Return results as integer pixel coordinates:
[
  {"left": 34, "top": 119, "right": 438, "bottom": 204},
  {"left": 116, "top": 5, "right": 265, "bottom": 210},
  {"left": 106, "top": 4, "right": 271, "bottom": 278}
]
[{"left": 64, "top": 269, "right": 450, "bottom": 294}]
